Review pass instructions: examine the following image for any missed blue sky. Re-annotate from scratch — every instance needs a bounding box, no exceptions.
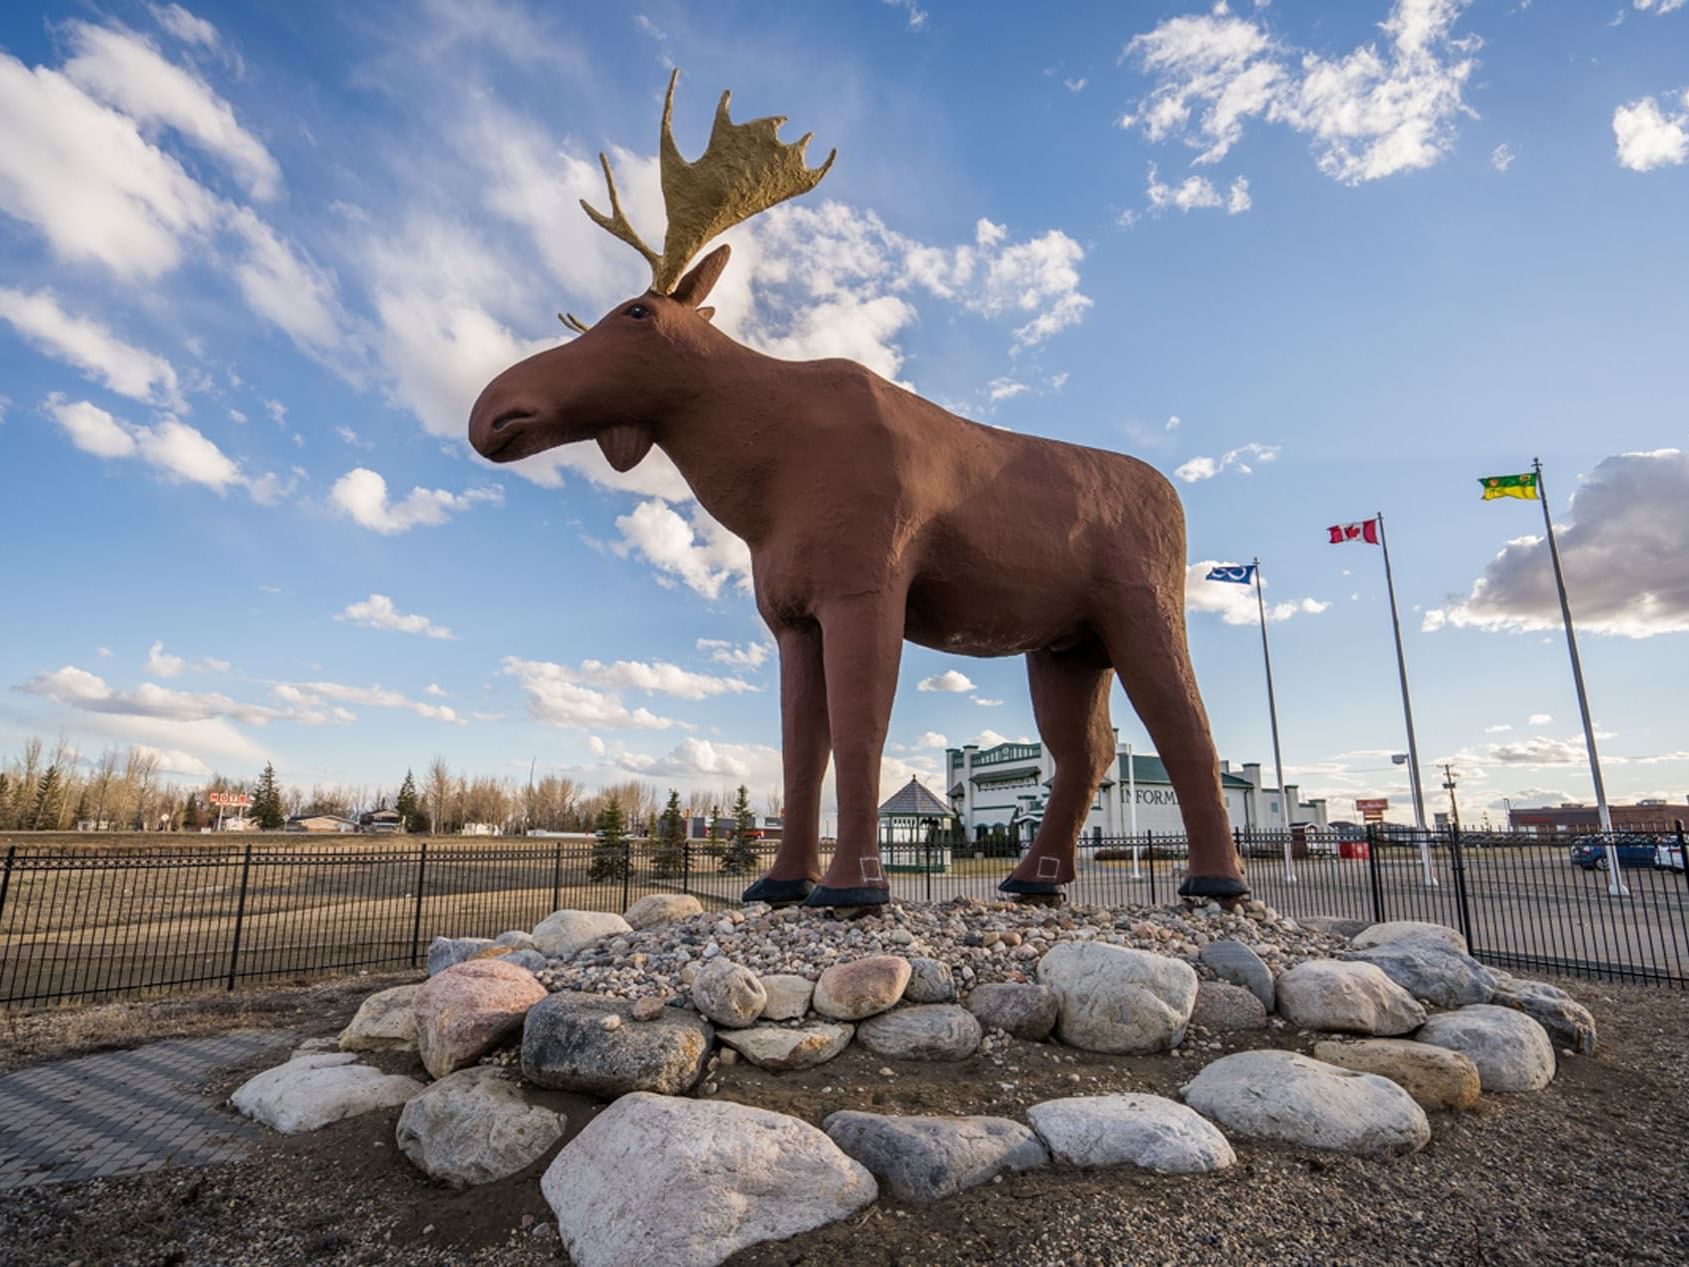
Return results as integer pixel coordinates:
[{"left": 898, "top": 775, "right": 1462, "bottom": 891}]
[{"left": 2, "top": 0, "right": 1686, "bottom": 826}]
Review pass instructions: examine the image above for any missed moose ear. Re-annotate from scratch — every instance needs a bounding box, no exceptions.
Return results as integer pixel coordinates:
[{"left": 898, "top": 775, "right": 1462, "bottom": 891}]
[
  {"left": 695, "top": 307, "right": 716, "bottom": 323},
  {"left": 671, "top": 244, "right": 731, "bottom": 309}
]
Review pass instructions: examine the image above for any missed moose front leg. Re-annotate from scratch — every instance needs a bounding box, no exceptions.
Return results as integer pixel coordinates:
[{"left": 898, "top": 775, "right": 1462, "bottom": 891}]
[
  {"left": 805, "top": 594, "right": 904, "bottom": 908},
  {"left": 742, "top": 620, "right": 830, "bottom": 905}
]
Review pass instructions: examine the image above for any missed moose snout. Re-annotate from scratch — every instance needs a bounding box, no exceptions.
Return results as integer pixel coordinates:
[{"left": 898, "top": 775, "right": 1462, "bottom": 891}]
[{"left": 468, "top": 383, "right": 539, "bottom": 461}]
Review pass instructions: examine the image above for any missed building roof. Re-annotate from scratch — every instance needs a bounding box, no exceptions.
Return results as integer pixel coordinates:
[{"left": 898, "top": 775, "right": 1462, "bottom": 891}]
[
  {"left": 878, "top": 777, "right": 955, "bottom": 820},
  {"left": 1119, "top": 753, "right": 1254, "bottom": 789}
]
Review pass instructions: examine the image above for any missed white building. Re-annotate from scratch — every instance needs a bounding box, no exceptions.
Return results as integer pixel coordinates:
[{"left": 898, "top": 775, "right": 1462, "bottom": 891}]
[{"left": 947, "top": 737, "right": 1327, "bottom": 840}]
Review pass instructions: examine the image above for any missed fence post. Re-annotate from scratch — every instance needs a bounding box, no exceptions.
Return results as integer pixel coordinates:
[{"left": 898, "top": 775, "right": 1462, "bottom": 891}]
[
  {"left": 409, "top": 840, "right": 429, "bottom": 968},
  {"left": 551, "top": 841, "right": 563, "bottom": 912},
  {"left": 0, "top": 844, "right": 15, "bottom": 933},
  {"left": 225, "top": 842, "right": 253, "bottom": 991},
  {"left": 924, "top": 836, "right": 933, "bottom": 904},
  {"left": 1365, "top": 823, "right": 1385, "bottom": 924},
  {"left": 1146, "top": 829, "right": 1156, "bottom": 905},
  {"left": 621, "top": 839, "right": 633, "bottom": 913},
  {"left": 682, "top": 838, "right": 692, "bottom": 897},
  {"left": 1448, "top": 824, "right": 1476, "bottom": 953}
]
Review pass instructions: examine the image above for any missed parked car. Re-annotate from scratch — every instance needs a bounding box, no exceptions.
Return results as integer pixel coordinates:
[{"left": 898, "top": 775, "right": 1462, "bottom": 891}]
[
  {"left": 1569, "top": 838, "right": 1662, "bottom": 870},
  {"left": 1655, "top": 841, "right": 1686, "bottom": 873}
]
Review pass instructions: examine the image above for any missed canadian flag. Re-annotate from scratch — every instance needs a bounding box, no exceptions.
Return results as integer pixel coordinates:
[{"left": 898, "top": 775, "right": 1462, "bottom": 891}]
[{"left": 1328, "top": 519, "right": 1379, "bottom": 545}]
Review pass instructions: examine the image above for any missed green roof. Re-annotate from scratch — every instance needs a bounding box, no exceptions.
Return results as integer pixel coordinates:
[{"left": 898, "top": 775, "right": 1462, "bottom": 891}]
[{"left": 1118, "top": 753, "right": 1253, "bottom": 789}]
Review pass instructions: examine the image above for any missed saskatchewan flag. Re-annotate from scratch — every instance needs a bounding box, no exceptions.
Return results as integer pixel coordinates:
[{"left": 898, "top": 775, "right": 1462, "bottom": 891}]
[{"left": 1479, "top": 472, "right": 1538, "bottom": 501}]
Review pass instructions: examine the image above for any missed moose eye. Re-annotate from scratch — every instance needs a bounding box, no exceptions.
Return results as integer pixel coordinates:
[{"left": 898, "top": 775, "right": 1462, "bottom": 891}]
[{"left": 625, "top": 303, "right": 651, "bottom": 319}]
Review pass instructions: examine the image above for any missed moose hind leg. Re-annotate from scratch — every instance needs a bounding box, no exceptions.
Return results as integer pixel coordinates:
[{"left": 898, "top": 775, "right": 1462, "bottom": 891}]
[
  {"left": 1101, "top": 598, "right": 1248, "bottom": 899},
  {"left": 743, "top": 621, "right": 830, "bottom": 905},
  {"left": 805, "top": 595, "right": 903, "bottom": 908},
  {"left": 1002, "top": 644, "right": 1115, "bottom": 896}
]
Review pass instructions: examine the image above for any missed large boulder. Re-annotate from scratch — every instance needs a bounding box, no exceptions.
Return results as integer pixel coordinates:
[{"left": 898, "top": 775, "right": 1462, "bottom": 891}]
[
  {"left": 1198, "top": 939, "right": 1275, "bottom": 1011},
  {"left": 758, "top": 973, "right": 815, "bottom": 1021},
  {"left": 541, "top": 1092, "right": 876, "bottom": 1267},
  {"left": 494, "top": 929, "right": 537, "bottom": 951},
  {"left": 338, "top": 983, "right": 420, "bottom": 1052},
  {"left": 1312, "top": 1039, "right": 1481, "bottom": 1111},
  {"left": 1027, "top": 1093, "right": 1235, "bottom": 1173},
  {"left": 1190, "top": 980, "right": 1269, "bottom": 1032},
  {"left": 1490, "top": 974, "right": 1598, "bottom": 1056},
  {"left": 1352, "top": 920, "right": 1467, "bottom": 954},
  {"left": 229, "top": 1053, "right": 422, "bottom": 1134},
  {"left": 395, "top": 1067, "right": 564, "bottom": 1187},
  {"left": 1341, "top": 940, "right": 1497, "bottom": 1009},
  {"left": 522, "top": 990, "right": 712, "bottom": 1096},
  {"left": 532, "top": 909, "right": 632, "bottom": 959},
  {"left": 812, "top": 955, "right": 911, "bottom": 1021},
  {"left": 855, "top": 1005, "right": 982, "bottom": 1061},
  {"left": 966, "top": 983, "right": 1059, "bottom": 1041},
  {"left": 426, "top": 936, "right": 494, "bottom": 975},
  {"left": 904, "top": 958, "right": 957, "bottom": 1003},
  {"left": 717, "top": 1023, "right": 854, "bottom": 1071},
  {"left": 1036, "top": 942, "right": 1197, "bottom": 1054},
  {"left": 824, "top": 1111, "right": 1047, "bottom": 1203},
  {"left": 624, "top": 894, "right": 703, "bottom": 930},
  {"left": 1415, "top": 1004, "right": 1556, "bottom": 1092},
  {"left": 1183, "top": 1050, "right": 1431, "bottom": 1158},
  {"left": 1275, "top": 960, "right": 1426, "bottom": 1035},
  {"left": 414, "top": 959, "right": 548, "bottom": 1079},
  {"left": 690, "top": 959, "right": 767, "bottom": 1028}
]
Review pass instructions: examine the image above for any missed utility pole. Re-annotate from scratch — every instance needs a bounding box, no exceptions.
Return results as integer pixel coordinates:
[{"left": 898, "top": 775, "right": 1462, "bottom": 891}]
[
  {"left": 1441, "top": 763, "right": 1461, "bottom": 833},
  {"left": 1251, "top": 558, "right": 1293, "bottom": 883},
  {"left": 1375, "top": 513, "right": 1436, "bottom": 887}
]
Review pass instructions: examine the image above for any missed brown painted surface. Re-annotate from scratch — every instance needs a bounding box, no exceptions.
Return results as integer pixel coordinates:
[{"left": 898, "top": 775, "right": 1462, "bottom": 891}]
[{"left": 467, "top": 74, "right": 1244, "bottom": 901}]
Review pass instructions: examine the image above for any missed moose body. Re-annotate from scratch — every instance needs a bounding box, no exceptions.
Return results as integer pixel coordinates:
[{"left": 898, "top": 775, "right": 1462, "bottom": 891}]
[{"left": 468, "top": 72, "right": 1247, "bottom": 905}]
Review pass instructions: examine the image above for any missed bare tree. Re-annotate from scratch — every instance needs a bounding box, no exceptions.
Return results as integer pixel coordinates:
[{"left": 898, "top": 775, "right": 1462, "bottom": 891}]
[{"left": 426, "top": 756, "right": 453, "bottom": 836}]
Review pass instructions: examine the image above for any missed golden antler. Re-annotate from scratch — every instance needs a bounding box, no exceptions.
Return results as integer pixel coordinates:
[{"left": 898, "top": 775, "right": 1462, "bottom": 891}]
[
  {"left": 559, "top": 312, "right": 591, "bottom": 334},
  {"left": 582, "top": 69, "right": 835, "bottom": 294}
]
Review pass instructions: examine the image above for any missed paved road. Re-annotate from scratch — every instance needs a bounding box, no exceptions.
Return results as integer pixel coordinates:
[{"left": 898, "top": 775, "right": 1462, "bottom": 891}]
[{"left": 0, "top": 1029, "right": 296, "bottom": 1190}]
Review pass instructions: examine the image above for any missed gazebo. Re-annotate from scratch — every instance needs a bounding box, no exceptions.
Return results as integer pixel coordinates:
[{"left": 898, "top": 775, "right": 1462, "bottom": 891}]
[{"left": 877, "top": 776, "right": 958, "bottom": 872}]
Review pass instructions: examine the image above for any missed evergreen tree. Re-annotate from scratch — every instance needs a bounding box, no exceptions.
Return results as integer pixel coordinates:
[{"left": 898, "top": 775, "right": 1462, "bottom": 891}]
[
  {"left": 720, "top": 784, "right": 759, "bottom": 876},
  {"left": 182, "top": 793, "right": 203, "bottom": 830},
  {"left": 703, "top": 804, "right": 725, "bottom": 859},
  {"left": 395, "top": 770, "right": 424, "bottom": 833},
  {"left": 252, "top": 762, "right": 285, "bottom": 830},
  {"left": 31, "top": 765, "right": 63, "bottom": 830},
  {"left": 590, "top": 797, "right": 631, "bottom": 883},
  {"left": 651, "top": 789, "right": 687, "bottom": 879},
  {"left": 72, "top": 788, "right": 92, "bottom": 828}
]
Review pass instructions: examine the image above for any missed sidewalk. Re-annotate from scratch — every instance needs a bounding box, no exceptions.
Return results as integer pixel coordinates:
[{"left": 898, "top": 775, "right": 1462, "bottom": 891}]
[{"left": 0, "top": 1029, "right": 297, "bottom": 1190}]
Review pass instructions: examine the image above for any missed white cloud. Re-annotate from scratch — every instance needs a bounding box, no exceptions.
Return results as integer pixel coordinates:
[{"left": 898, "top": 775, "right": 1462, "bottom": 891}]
[
  {"left": 62, "top": 21, "right": 280, "bottom": 200},
  {"left": 918, "top": 669, "right": 977, "bottom": 693},
  {"left": 1174, "top": 441, "right": 1279, "bottom": 482},
  {"left": 913, "top": 731, "right": 949, "bottom": 749},
  {"left": 277, "top": 679, "right": 462, "bottom": 724},
  {"left": 500, "top": 656, "right": 679, "bottom": 730},
  {"left": 0, "top": 288, "right": 182, "bottom": 407},
  {"left": 1632, "top": 1, "right": 1688, "bottom": 15},
  {"left": 144, "top": 641, "right": 185, "bottom": 678},
  {"left": 1529, "top": 713, "right": 1553, "bottom": 726},
  {"left": 612, "top": 499, "right": 752, "bottom": 599},
  {"left": 1613, "top": 93, "right": 1689, "bottom": 172},
  {"left": 973, "top": 728, "right": 1011, "bottom": 748},
  {"left": 1186, "top": 562, "right": 1331, "bottom": 625},
  {"left": 1065, "top": 77, "right": 1088, "bottom": 93},
  {"left": 47, "top": 397, "right": 138, "bottom": 459},
  {"left": 0, "top": 46, "right": 220, "bottom": 279},
  {"left": 1484, "top": 723, "right": 1512, "bottom": 733},
  {"left": 1226, "top": 175, "right": 1252, "bottom": 213},
  {"left": 424, "top": 682, "right": 449, "bottom": 697},
  {"left": 335, "top": 593, "right": 457, "bottom": 640},
  {"left": 1146, "top": 162, "right": 1222, "bottom": 212},
  {"left": 883, "top": 0, "right": 930, "bottom": 32},
  {"left": 1427, "top": 451, "right": 1689, "bottom": 638},
  {"left": 329, "top": 467, "right": 503, "bottom": 535},
  {"left": 574, "top": 659, "right": 756, "bottom": 701},
  {"left": 224, "top": 206, "right": 350, "bottom": 352},
  {"left": 988, "top": 378, "right": 1030, "bottom": 402},
  {"left": 45, "top": 396, "right": 256, "bottom": 495},
  {"left": 150, "top": 5, "right": 222, "bottom": 48},
  {"left": 973, "top": 696, "right": 1005, "bottom": 707},
  {"left": 1121, "top": 0, "right": 1480, "bottom": 185},
  {"left": 1489, "top": 142, "right": 1515, "bottom": 172},
  {"left": 696, "top": 638, "right": 773, "bottom": 669}
]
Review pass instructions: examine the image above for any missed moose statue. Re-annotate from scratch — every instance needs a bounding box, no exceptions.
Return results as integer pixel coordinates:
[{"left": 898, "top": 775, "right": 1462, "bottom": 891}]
[{"left": 469, "top": 72, "right": 1248, "bottom": 908}]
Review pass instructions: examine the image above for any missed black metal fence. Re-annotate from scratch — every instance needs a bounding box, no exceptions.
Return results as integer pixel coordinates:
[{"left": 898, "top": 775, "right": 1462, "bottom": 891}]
[{"left": 2, "top": 823, "right": 1685, "bottom": 1009}]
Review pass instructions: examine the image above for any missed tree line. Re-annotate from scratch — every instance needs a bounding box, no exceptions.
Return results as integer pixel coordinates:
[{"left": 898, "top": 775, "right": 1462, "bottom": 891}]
[{"left": 0, "top": 735, "right": 782, "bottom": 840}]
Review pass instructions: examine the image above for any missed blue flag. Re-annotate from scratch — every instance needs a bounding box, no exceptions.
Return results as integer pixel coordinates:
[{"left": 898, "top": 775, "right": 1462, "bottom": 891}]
[{"left": 1205, "top": 564, "right": 1256, "bottom": 585}]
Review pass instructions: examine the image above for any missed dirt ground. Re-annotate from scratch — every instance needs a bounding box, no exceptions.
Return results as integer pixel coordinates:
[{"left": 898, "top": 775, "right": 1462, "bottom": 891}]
[{"left": 1, "top": 973, "right": 1686, "bottom": 1266}]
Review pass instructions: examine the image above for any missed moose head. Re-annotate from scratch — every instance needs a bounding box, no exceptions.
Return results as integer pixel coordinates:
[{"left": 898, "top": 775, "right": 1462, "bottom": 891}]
[{"left": 468, "top": 70, "right": 833, "bottom": 475}]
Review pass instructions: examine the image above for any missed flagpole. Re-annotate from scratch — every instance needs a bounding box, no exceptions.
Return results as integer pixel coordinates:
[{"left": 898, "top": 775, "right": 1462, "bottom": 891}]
[
  {"left": 1252, "top": 559, "right": 1293, "bottom": 882},
  {"left": 1375, "top": 512, "right": 1437, "bottom": 887},
  {"left": 1533, "top": 458, "right": 1624, "bottom": 895}
]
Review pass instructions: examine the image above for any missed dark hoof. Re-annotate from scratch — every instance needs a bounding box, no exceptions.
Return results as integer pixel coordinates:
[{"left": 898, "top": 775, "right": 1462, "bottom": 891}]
[
  {"left": 802, "top": 885, "right": 890, "bottom": 909},
  {"left": 741, "top": 876, "right": 814, "bottom": 906},
  {"left": 1178, "top": 874, "right": 1251, "bottom": 899},
  {"left": 993, "top": 885, "right": 1060, "bottom": 905}
]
